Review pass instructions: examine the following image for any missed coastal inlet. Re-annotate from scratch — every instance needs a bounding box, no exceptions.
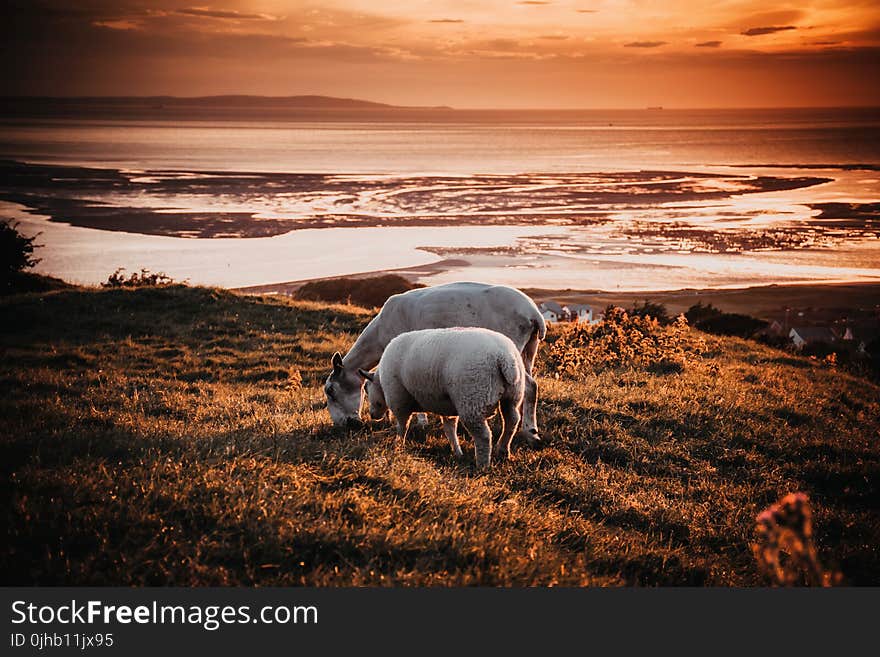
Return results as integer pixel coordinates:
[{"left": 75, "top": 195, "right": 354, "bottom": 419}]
[{"left": 2, "top": 160, "right": 879, "bottom": 291}]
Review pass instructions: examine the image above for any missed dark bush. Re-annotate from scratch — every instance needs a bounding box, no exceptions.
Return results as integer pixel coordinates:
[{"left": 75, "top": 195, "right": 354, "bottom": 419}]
[
  {"left": 866, "top": 338, "right": 880, "bottom": 379},
  {"left": 802, "top": 341, "right": 837, "bottom": 359},
  {"left": 756, "top": 333, "right": 791, "bottom": 350},
  {"left": 630, "top": 299, "right": 670, "bottom": 324},
  {"left": 686, "top": 302, "right": 767, "bottom": 338},
  {"left": 1, "top": 220, "right": 41, "bottom": 280},
  {"left": 685, "top": 302, "right": 722, "bottom": 325},
  {"left": 103, "top": 268, "right": 178, "bottom": 288},
  {"left": 694, "top": 312, "right": 768, "bottom": 339},
  {"left": 295, "top": 275, "right": 423, "bottom": 308}
]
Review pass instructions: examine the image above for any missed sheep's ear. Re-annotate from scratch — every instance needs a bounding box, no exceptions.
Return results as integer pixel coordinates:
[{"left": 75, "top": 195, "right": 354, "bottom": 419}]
[
  {"left": 331, "top": 352, "right": 344, "bottom": 371},
  {"left": 357, "top": 368, "right": 374, "bottom": 382}
]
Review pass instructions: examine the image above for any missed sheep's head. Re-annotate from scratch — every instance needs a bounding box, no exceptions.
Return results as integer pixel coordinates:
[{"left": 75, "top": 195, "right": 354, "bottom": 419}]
[
  {"left": 358, "top": 368, "right": 388, "bottom": 420},
  {"left": 325, "top": 352, "right": 364, "bottom": 428}
]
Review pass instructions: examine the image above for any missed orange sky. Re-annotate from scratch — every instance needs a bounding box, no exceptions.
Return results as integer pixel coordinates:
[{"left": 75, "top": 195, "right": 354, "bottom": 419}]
[{"left": 3, "top": 1, "right": 879, "bottom": 107}]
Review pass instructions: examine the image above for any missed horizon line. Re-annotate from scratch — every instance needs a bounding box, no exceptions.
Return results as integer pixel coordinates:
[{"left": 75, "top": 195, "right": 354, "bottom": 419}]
[{"left": 2, "top": 95, "right": 880, "bottom": 112}]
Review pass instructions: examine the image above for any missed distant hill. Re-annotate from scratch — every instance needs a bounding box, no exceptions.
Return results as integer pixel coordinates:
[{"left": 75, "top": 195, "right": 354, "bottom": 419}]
[
  {"left": 0, "top": 95, "right": 454, "bottom": 118},
  {"left": 157, "top": 95, "right": 398, "bottom": 109}
]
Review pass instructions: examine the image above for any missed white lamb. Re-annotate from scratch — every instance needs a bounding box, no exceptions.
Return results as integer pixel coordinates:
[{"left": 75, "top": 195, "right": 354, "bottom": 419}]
[{"left": 358, "top": 327, "right": 526, "bottom": 468}]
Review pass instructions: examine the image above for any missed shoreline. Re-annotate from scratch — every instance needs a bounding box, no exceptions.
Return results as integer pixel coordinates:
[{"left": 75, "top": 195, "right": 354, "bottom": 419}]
[
  {"left": 236, "top": 273, "right": 880, "bottom": 320},
  {"left": 521, "top": 279, "right": 880, "bottom": 317}
]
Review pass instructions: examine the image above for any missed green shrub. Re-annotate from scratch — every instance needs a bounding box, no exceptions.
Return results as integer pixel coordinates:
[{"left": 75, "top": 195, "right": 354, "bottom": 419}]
[{"left": 544, "top": 306, "right": 703, "bottom": 377}]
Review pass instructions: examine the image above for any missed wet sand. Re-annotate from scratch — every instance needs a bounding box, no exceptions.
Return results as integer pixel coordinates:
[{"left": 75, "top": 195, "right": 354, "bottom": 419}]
[
  {"left": 5, "top": 158, "right": 879, "bottom": 292},
  {"left": 1, "top": 160, "right": 832, "bottom": 239}
]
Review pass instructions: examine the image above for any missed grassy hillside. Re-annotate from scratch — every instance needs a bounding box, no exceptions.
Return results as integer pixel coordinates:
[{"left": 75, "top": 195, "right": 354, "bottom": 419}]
[{"left": 2, "top": 284, "right": 878, "bottom": 585}]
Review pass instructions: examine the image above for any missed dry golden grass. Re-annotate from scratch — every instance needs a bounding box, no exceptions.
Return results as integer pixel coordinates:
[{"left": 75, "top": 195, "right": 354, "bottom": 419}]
[{"left": 2, "top": 284, "right": 879, "bottom": 585}]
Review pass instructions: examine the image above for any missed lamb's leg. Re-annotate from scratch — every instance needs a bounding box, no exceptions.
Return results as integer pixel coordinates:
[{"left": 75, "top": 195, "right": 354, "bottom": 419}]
[
  {"left": 520, "top": 334, "right": 541, "bottom": 446},
  {"left": 495, "top": 399, "right": 520, "bottom": 462},
  {"left": 389, "top": 386, "right": 416, "bottom": 447},
  {"left": 442, "top": 416, "right": 463, "bottom": 458},
  {"left": 461, "top": 416, "right": 492, "bottom": 469}
]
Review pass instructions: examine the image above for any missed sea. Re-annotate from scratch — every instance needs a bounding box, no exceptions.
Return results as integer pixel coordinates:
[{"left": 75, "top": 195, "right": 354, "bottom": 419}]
[{"left": 1, "top": 107, "right": 878, "bottom": 291}]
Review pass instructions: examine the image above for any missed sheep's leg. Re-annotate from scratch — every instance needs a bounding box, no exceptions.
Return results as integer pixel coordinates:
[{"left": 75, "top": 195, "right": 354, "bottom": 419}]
[
  {"left": 519, "top": 336, "right": 542, "bottom": 447},
  {"left": 521, "top": 332, "right": 538, "bottom": 376},
  {"left": 517, "top": 374, "right": 540, "bottom": 446},
  {"left": 462, "top": 416, "right": 492, "bottom": 469},
  {"left": 394, "top": 410, "right": 412, "bottom": 446},
  {"left": 495, "top": 399, "right": 520, "bottom": 462},
  {"left": 442, "top": 416, "right": 463, "bottom": 458}
]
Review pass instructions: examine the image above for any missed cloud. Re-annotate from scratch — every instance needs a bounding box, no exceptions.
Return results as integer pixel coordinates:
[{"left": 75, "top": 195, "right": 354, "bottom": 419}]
[
  {"left": 742, "top": 26, "right": 797, "bottom": 37},
  {"left": 176, "top": 8, "right": 277, "bottom": 21},
  {"left": 810, "top": 41, "right": 841, "bottom": 46},
  {"left": 695, "top": 40, "right": 722, "bottom": 48},
  {"left": 539, "top": 35, "right": 569, "bottom": 40},
  {"left": 428, "top": 19, "right": 464, "bottom": 24},
  {"left": 577, "top": 9, "right": 597, "bottom": 12},
  {"left": 484, "top": 38, "right": 523, "bottom": 51},
  {"left": 518, "top": 1, "right": 551, "bottom": 5},
  {"left": 455, "top": 37, "right": 556, "bottom": 59},
  {"left": 93, "top": 20, "right": 141, "bottom": 31},
  {"left": 624, "top": 41, "right": 667, "bottom": 48},
  {"left": 4, "top": 0, "right": 879, "bottom": 107}
]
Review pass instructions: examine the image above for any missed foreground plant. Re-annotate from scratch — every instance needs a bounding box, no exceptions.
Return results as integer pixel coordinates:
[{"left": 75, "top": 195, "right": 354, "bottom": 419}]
[{"left": 752, "top": 492, "right": 841, "bottom": 586}]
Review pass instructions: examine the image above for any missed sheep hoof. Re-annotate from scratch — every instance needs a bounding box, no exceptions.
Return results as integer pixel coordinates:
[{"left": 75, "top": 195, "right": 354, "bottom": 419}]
[
  {"left": 494, "top": 448, "right": 512, "bottom": 462},
  {"left": 517, "top": 429, "right": 541, "bottom": 447}
]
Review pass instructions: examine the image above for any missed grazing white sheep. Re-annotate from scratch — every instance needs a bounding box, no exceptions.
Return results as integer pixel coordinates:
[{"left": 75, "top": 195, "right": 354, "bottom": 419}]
[
  {"left": 324, "top": 281, "right": 544, "bottom": 447},
  {"left": 358, "top": 327, "right": 526, "bottom": 468}
]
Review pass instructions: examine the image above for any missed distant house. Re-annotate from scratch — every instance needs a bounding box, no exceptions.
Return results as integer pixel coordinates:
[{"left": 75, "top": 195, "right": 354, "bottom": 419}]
[
  {"left": 539, "top": 301, "right": 595, "bottom": 324},
  {"left": 539, "top": 301, "right": 565, "bottom": 323},
  {"left": 767, "top": 320, "right": 785, "bottom": 335},
  {"left": 836, "top": 325, "right": 878, "bottom": 355},
  {"left": 754, "top": 319, "right": 785, "bottom": 341},
  {"left": 567, "top": 303, "right": 594, "bottom": 324},
  {"left": 789, "top": 327, "right": 836, "bottom": 350}
]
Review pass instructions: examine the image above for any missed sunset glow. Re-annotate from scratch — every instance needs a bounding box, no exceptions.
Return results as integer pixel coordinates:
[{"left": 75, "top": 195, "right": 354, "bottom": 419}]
[{"left": 4, "top": 1, "right": 879, "bottom": 107}]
